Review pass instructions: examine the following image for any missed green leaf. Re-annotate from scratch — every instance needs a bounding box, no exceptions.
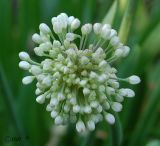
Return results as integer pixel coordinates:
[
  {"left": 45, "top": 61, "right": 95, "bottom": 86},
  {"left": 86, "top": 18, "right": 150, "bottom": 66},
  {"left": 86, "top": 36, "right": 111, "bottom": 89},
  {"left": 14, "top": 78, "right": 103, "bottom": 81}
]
[{"left": 102, "top": 0, "right": 118, "bottom": 25}]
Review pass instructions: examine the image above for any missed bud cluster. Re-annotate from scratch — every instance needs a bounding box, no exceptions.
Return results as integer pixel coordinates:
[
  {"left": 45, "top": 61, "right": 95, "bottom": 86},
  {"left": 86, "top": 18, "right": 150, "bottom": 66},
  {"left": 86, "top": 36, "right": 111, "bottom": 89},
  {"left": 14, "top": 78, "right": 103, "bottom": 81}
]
[{"left": 19, "top": 13, "right": 140, "bottom": 133}]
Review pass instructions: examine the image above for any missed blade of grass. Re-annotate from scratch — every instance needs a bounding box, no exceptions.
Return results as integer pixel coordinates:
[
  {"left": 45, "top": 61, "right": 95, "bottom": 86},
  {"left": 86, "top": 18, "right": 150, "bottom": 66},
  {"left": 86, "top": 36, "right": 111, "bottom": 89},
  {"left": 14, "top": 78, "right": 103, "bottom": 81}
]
[{"left": 118, "top": 0, "right": 139, "bottom": 43}]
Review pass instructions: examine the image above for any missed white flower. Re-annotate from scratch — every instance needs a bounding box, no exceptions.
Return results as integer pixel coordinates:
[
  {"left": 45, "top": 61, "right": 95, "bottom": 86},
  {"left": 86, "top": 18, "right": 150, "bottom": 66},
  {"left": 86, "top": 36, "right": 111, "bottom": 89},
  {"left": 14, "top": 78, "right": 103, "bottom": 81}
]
[
  {"left": 39, "top": 23, "right": 51, "bottom": 34},
  {"left": 101, "top": 25, "right": 111, "bottom": 39},
  {"left": 66, "top": 33, "right": 75, "bottom": 41},
  {"left": 76, "top": 121, "right": 86, "bottom": 132},
  {"left": 55, "top": 116, "right": 63, "bottom": 125},
  {"left": 22, "top": 76, "right": 35, "bottom": 85},
  {"left": 105, "top": 113, "right": 115, "bottom": 124},
  {"left": 128, "top": 75, "right": 141, "bottom": 84},
  {"left": 81, "top": 23, "right": 92, "bottom": 35},
  {"left": 36, "top": 94, "right": 45, "bottom": 104},
  {"left": 111, "top": 102, "right": 122, "bottom": 112},
  {"left": 87, "top": 120, "right": 95, "bottom": 131},
  {"left": 68, "top": 16, "right": 75, "bottom": 25},
  {"left": 93, "top": 23, "right": 102, "bottom": 35},
  {"left": 119, "top": 88, "right": 135, "bottom": 98},
  {"left": 73, "top": 105, "right": 80, "bottom": 113},
  {"left": 71, "top": 18, "right": 80, "bottom": 31},
  {"left": 19, "top": 13, "right": 140, "bottom": 133},
  {"left": 19, "top": 52, "right": 30, "bottom": 61},
  {"left": 32, "top": 33, "right": 42, "bottom": 44},
  {"left": 51, "top": 110, "right": 58, "bottom": 118},
  {"left": 110, "top": 36, "right": 120, "bottom": 47},
  {"left": 19, "top": 61, "right": 31, "bottom": 70},
  {"left": 122, "top": 46, "right": 130, "bottom": 57},
  {"left": 30, "top": 65, "right": 42, "bottom": 75}
]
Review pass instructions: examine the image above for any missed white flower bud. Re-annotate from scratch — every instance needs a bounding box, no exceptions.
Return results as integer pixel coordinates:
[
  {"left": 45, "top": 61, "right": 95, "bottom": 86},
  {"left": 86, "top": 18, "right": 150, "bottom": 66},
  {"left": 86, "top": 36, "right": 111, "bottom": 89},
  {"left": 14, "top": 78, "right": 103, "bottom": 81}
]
[
  {"left": 40, "top": 42, "right": 52, "bottom": 51},
  {"left": 111, "top": 102, "right": 122, "bottom": 112},
  {"left": 73, "top": 105, "right": 80, "bottom": 113},
  {"left": 114, "top": 49, "right": 124, "bottom": 57},
  {"left": 83, "top": 88, "right": 90, "bottom": 95},
  {"left": 125, "top": 89, "right": 135, "bottom": 97},
  {"left": 76, "top": 121, "right": 86, "bottom": 132},
  {"left": 110, "top": 29, "right": 117, "bottom": 38},
  {"left": 39, "top": 23, "right": 51, "bottom": 34},
  {"left": 79, "top": 80, "right": 87, "bottom": 86},
  {"left": 22, "top": 76, "right": 35, "bottom": 85},
  {"left": 68, "top": 16, "right": 75, "bottom": 25},
  {"left": 19, "top": 52, "right": 30, "bottom": 61},
  {"left": 19, "top": 61, "right": 31, "bottom": 70},
  {"left": 42, "top": 76, "right": 52, "bottom": 87},
  {"left": 87, "top": 120, "right": 95, "bottom": 131},
  {"left": 99, "top": 85, "right": 105, "bottom": 93},
  {"left": 58, "top": 93, "right": 65, "bottom": 101},
  {"left": 66, "top": 33, "right": 75, "bottom": 41},
  {"left": 32, "top": 33, "right": 42, "bottom": 44},
  {"left": 74, "top": 78, "right": 80, "bottom": 84},
  {"left": 97, "top": 105, "right": 103, "bottom": 113},
  {"left": 63, "top": 66, "right": 69, "bottom": 74},
  {"left": 71, "top": 18, "right": 80, "bottom": 30},
  {"left": 58, "top": 13, "right": 68, "bottom": 29},
  {"left": 64, "top": 104, "right": 70, "bottom": 112},
  {"left": 103, "top": 102, "right": 110, "bottom": 109},
  {"left": 105, "top": 113, "right": 115, "bottom": 124},
  {"left": 70, "top": 98, "right": 77, "bottom": 105},
  {"left": 119, "top": 88, "right": 135, "bottom": 98},
  {"left": 51, "top": 110, "right": 58, "bottom": 118},
  {"left": 101, "top": 27, "right": 111, "bottom": 39},
  {"left": 80, "top": 56, "right": 90, "bottom": 65},
  {"left": 36, "top": 94, "right": 45, "bottom": 104},
  {"left": 50, "top": 97, "right": 59, "bottom": 106},
  {"left": 122, "top": 46, "right": 130, "bottom": 57},
  {"left": 30, "top": 65, "right": 42, "bottom": 75},
  {"left": 34, "top": 47, "right": 44, "bottom": 56},
  {"left": 35, "top": 88, "right": 42, "bottom": 95},
  {"left": 115, "top": 95, "right": 124, "bottom": 102},
  {"left": 110, "top": 36, "right": 120, "bottom": 47},
  {"left": 128, "top": 75, "right": 140, "bottom": 84},
  {"left": 53, "top": 21, "right": 63, "bottom": 34},
  {"left": 55, "top": 116, "right": 63, "bottom": 125},
  {"left": 90, "top": 101, "right": 98, "bottom": 108},
  {"left": 89, "top": 71, "right": 97, "bottom": 79},
  {"left": 84, "top": 106, "right": 92, "bottom": 114},
  {"left": 81, "top": 23, "right": 92, "bottom": 35},
  {"left": 53, "top": 40, "right": 61, "bottom": 48},
  {"left": 93, "top": 23, "right": 102, "bottom": 35},
  {"left": 106, "top": 87, "right": 115, "bottom": 95},
  {"left": 46, "top": 104, "right": 52, "bottom": 111},
  {"left": 98, "top": 74, "right": 107, "bottom": 83},
  {"left": 99, "top": 60, "right": 107, "bottom": 68}
]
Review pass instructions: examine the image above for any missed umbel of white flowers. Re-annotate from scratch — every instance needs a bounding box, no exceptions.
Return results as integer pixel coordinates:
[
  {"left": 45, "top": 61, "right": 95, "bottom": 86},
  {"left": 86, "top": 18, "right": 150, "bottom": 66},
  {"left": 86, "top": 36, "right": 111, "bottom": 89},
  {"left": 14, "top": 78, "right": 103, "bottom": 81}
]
[{"left": 19, "top": 13, "right": 141, "bottom": 133}]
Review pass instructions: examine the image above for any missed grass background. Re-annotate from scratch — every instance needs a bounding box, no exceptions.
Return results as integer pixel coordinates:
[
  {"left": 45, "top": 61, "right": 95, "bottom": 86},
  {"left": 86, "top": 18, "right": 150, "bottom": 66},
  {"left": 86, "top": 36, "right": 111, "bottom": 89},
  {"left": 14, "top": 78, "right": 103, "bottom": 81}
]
[{"left": 0, "top": 0, "right": 160, "bottom": 146}]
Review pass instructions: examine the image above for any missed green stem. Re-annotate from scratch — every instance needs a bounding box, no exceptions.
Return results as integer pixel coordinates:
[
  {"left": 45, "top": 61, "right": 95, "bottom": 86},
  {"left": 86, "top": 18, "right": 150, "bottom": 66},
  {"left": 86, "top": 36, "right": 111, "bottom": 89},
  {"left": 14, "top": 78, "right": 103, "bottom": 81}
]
[
  {"left": 0, "top": 64, "right": 29, "bottom": 146},
  {"left": 81, "top": 131, "right": 96, "bottom": 146}
]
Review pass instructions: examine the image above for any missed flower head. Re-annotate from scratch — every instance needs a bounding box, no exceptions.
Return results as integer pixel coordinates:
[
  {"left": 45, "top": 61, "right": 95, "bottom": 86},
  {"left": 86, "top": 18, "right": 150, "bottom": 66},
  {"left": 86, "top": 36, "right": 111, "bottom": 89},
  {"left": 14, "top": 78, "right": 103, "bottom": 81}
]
[{"left": 19, "top": 13, "right": 140, "bottom": 132}]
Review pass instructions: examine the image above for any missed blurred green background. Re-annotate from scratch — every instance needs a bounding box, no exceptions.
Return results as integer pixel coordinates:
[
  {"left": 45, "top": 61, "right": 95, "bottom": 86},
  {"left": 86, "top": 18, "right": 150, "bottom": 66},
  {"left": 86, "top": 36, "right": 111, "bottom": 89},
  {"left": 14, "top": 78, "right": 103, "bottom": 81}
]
[{"left": 0, "top": 0, "right": 160, "bottom": 146}]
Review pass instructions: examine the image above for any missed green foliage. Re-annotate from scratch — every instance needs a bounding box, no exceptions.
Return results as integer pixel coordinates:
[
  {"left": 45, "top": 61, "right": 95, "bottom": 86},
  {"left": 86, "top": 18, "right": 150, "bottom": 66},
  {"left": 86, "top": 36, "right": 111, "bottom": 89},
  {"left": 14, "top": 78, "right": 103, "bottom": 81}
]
[{"left": 0, "top": 0, "right": 160, "bottom": 146}]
